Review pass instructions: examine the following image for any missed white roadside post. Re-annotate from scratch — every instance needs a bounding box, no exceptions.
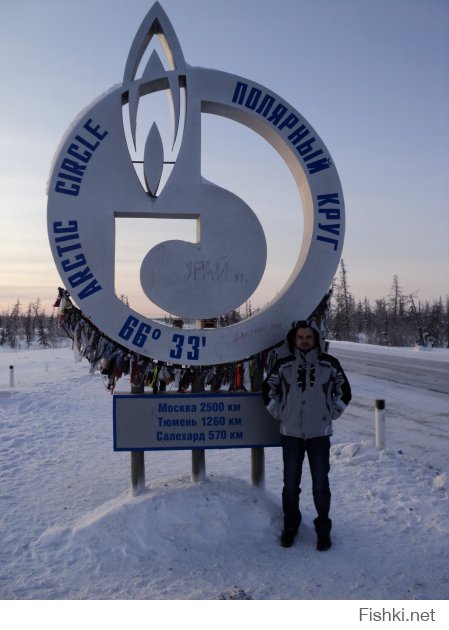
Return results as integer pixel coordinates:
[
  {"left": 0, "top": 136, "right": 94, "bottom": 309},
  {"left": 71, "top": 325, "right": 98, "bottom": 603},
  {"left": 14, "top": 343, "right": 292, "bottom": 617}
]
[
  {"left": 9, "top": 366, "right": 14, "bottom": 389},
  {"left": 375, "top": 399, "right": 386, "bottom": 449}
]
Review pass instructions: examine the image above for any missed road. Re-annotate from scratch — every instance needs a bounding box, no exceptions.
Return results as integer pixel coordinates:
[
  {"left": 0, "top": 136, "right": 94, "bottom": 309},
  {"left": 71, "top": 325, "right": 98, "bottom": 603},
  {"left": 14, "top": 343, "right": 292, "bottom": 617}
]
[
  {"left": 330, "top": 345, "right": 449, "bottom": 395},
  {"left": 328, "top": 343, "right": 449, "bottom": 472}
]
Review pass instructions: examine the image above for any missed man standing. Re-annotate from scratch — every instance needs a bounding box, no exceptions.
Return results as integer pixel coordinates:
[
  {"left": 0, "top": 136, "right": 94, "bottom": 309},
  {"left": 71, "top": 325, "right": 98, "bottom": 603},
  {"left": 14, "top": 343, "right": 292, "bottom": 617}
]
[{"left": 263, "top": 320, "right": 351, "bottom": 550}]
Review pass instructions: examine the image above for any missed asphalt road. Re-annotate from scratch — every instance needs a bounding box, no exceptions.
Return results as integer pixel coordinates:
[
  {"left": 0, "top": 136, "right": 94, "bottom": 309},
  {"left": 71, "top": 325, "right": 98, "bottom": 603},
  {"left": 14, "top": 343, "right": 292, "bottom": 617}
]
[
  {"left": 330, "top": 345, "right": 449, "bottom": 395},
  {"left": 327, "top": 344, "right": 449, "bottom": 472}
]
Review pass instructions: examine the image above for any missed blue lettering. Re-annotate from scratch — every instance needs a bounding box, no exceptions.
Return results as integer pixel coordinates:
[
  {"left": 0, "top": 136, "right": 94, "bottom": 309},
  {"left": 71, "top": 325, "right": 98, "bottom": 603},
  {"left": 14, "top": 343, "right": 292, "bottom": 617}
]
[
  {"left": 245, "top": 87, "right": 262, "bottom": 110},
  {"left": 278, "top": 113, "right": 299, "bottom": 130},
  {"left": 55, "top": 181, "right": 80, "bottom": 196},
  {"left": 61, "top": 254, "right": 87, "bottom": 272},
  {"left": 60, "top": 158, "right": 87, "bottom": 178},
  {"left": 316, "top": 192, "right": 340, "bottom": 250},
  {"left": 170, "top": 334, "right": 206, "bottom": 361},
  {"left": 318, "top": 193, "right": 339, "bottom": 206},
  {"left": 318, "top": 193, "right": 340, "bottom": 220},
  {"left": 256, "top": 94, "right": 275, "bottom": 117},
  {"left": 267, "top": 104, "right": 288, "bottom": 125},
  {"left": 75, "top": 134, "right": 99, "bottom": 152},
  {"left": 288, "top": 125, "right": 310, "bottom": 145},
  {"left": 232, "top": 81, "right": 247, "bottom": 105},
  {"left": 52, "top": 220, "right": 102, "bottom": 299},
  {"left": 77, "top": 279, "right": 102, "bottom": 299},
  {"left": 84, "top": 118, "right": 108, "bottom": 141},
  {"left": 56, "top": 242, "right": 82, "bottom": 257},
  {"left": 231, "top": 81, "right": 332, "bottom": 175},
  {"left": 67, "top": 143, "right": 93, "bottom": 163},
  {"left": 55, "top": 119, "right": 108, "bottom": 196},
  {"left": 68, "top": 266, "right": 94, "bottom": 288},
  {"left": 303, "top": 149, "right": 323, "bottom": 163},
  {"left": 53, "top": 220, "right": 78, "bottom": 233},
  {"left": 318, "top": 223, "right": 340, "bottom": 236},
  {"left": 118, "top": 315, "right": 161, "bottom": 348},
  {"left": 317, "top": 235, "right": 339, "bottom": 250},
  {"left": 296, "top": 137, "right": 318, "bottom": 156},
  {"left": 307, "top": 157, "right": 332, "bottom": 174}
]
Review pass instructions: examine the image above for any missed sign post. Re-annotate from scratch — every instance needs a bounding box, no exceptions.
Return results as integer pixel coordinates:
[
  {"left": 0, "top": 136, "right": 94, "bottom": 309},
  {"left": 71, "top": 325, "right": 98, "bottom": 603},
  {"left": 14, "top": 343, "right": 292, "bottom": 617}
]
[{"left": 130, "top": 379, "right": 145, "bottom": 496}]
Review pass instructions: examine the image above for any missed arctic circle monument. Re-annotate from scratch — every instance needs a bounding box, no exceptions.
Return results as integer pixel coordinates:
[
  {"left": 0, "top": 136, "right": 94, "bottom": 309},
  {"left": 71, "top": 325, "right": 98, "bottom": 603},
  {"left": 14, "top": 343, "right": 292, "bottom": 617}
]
[
  {"left": 47, "top": 3, "right": 345, "bottom": 489},
  {"left": 47, "top": 2, "right": 345, "bottom": 367}
]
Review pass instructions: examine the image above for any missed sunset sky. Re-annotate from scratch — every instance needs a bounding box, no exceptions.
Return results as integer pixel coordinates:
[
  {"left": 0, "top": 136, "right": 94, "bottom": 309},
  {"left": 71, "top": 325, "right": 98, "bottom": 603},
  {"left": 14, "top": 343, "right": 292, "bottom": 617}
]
[{"left": 1, "top": 0, "right": 448, "bottom": 317}]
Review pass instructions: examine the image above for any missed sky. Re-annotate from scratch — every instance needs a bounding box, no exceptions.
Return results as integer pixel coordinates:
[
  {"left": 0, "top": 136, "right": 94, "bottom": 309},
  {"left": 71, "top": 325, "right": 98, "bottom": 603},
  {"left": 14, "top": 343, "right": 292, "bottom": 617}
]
[{"left": 1, "top": 0, "right": 448, "bottom": 318}]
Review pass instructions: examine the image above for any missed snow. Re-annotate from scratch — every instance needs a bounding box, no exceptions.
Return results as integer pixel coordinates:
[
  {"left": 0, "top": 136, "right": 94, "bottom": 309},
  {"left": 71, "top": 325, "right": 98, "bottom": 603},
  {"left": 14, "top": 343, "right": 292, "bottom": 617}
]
[
  {"left": 333, "top": 339, "right": 449, "bottom": 362},
  {"left": 0, "top": 342, "right": 448, "bottom": 618}
]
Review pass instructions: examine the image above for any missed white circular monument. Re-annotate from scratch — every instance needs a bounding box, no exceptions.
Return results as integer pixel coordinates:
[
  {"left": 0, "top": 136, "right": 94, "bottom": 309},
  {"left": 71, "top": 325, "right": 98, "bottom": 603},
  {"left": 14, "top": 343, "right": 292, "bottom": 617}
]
[{"left": 47, "top": 2, "right": 345, "bottom": 365}]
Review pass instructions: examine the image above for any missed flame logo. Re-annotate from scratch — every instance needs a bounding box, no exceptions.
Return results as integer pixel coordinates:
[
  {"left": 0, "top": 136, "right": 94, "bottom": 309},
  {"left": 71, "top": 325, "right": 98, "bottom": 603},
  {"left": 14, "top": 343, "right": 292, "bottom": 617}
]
[
  {"left": 122, "top": 2, "right": 185, "bottom": 197},
  {"left": 117, "top": 2, "right": 268, "bottom": 320}
]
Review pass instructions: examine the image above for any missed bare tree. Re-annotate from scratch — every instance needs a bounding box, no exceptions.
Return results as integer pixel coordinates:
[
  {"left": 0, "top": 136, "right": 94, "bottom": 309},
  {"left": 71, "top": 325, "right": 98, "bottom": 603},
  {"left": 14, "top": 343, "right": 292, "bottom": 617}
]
[
  {"left": 408, "top": 294, "right": 425, "bottom": 346},
  {"left": 331, "top": 260, "right": 356, "bottom": 341}
]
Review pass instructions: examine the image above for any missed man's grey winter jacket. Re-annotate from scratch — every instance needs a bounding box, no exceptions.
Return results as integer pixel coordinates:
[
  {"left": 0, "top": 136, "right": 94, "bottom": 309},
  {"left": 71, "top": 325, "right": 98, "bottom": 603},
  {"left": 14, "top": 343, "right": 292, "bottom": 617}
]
[{"left": 263, "top": 347, "right": 352, "bottom": 440}]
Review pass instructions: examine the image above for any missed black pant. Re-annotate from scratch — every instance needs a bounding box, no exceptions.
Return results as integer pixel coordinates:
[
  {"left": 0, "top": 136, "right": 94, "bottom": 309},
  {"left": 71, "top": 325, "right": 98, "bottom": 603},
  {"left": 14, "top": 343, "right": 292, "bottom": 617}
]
[{"left": 281, "top": 434, "right": 332, "bottom": 536}]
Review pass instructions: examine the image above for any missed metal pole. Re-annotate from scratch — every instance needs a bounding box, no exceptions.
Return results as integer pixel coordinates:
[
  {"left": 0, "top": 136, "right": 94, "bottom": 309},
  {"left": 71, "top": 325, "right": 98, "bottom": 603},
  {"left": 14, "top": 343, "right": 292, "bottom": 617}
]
[
  {"left": 9, "top": 365, "right": 14, "bottom": 388},
  {"left": 251, "top": 447, "right": 265, "bottom": 487},
  {"left": 191, "top": 374, "right": 206, "bottom": 481},
  {"left": 375, "top": 399, "right": 386, "bottom": 449},
  {"left": 191, "top": 450, "right": 206, "bottom": 482},
  {"left": 131, "top": 379, "right": 145, "bottom": 495},
  {"left": 191, "top": 319, "right": 207, "bottom": 482},
  {"left": 250, "top": 363, "right": 265, "bottom": 487},
  {"left": 131, "top": 450, "right": 145, "bottom": 495}
]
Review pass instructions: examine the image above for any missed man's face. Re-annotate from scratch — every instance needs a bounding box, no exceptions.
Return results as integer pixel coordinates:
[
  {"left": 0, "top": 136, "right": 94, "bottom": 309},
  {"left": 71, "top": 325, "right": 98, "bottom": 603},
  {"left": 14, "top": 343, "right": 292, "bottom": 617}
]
[{"left": 295, "top": 327, "right": 316, "bottom": 352}]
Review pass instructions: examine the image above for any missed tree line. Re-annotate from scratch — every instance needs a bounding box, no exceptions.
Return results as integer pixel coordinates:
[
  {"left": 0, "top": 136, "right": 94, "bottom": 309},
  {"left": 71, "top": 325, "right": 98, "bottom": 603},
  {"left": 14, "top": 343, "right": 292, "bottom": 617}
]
[
  {"left": 0, "top": 299, "right": 67, "bottom": 349},
  {"left": 329, "top": 260, "right": 449, "bottom": 348},
  {"left": 1, "top": 267, "right": 448, "bottom": 350}
]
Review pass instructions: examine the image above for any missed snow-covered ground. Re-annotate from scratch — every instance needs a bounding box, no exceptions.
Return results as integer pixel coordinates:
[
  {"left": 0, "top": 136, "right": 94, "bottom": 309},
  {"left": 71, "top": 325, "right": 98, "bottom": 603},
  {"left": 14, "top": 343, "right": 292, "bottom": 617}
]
[{"left": 0, "top": 342, "right": 448, "bottom": 613}]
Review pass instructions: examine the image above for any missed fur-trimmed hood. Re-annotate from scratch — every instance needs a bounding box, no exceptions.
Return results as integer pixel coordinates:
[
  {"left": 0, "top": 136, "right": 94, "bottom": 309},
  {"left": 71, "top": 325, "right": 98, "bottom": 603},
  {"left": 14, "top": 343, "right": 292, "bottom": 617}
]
[{"left": 285, "top": 319, "right": 327, "bottom": 355}]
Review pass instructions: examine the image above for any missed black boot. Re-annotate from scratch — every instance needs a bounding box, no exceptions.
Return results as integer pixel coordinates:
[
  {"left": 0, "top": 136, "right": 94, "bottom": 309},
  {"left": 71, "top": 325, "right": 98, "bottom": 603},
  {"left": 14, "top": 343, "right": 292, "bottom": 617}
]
[
  {"left": 280, "top": 529, "right": 297, "bottom": 548},
  {"left": 314, "top": 517, "right": 332, "bottom": 551},
  {"left": 316, "top": 534, "right": 332, "bottom": 551}
]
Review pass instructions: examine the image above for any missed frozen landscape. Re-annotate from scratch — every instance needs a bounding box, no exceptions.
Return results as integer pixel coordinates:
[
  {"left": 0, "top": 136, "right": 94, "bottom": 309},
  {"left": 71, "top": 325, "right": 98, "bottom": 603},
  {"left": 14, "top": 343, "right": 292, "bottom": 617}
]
[{"left": 0, "top": 340, "right": 448, "bottom": 601}]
